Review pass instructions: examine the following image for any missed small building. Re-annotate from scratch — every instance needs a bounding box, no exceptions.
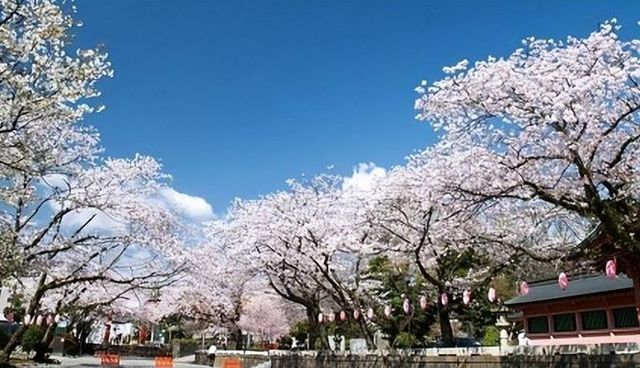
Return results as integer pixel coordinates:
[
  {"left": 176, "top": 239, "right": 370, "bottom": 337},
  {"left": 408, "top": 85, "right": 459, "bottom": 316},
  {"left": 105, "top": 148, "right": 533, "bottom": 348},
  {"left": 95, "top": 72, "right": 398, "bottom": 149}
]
[{"left": 505, "top": 274, "right": 640, "bottom": 345}]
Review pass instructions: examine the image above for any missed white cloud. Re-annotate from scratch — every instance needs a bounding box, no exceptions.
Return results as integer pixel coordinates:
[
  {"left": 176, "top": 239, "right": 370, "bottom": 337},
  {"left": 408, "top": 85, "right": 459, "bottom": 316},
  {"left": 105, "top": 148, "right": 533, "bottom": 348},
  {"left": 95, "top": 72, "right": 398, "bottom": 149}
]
[
  {"left": 342, "top": 162, "right": 386, "bottom": 193},
  {"left": 158, "top": 187, "right": 214, "bottom": 221}
]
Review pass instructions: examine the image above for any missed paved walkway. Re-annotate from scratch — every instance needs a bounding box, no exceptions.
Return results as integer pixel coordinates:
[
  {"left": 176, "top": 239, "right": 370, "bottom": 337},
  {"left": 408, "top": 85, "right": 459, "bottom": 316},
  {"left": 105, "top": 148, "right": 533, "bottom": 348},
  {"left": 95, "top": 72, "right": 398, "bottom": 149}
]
[{"left": 35, "top": 355, "right": 206, "bottom": 368}]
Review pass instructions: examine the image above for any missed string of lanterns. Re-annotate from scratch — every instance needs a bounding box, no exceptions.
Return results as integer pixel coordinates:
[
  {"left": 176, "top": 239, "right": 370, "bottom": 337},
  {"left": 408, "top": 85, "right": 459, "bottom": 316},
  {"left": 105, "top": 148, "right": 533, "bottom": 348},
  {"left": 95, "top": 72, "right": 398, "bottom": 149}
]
[
  {"left": 554, "top": 258, "right": 618, "bottom": 292},
  {"left": 23, "top": 313, "right": 62, "bottom": 327},
  {"left": 316, "top": 260, "right": 618, "bottom": 324},
  {"left": 317, "top": 289, "right": 495, "bottom": 323}
]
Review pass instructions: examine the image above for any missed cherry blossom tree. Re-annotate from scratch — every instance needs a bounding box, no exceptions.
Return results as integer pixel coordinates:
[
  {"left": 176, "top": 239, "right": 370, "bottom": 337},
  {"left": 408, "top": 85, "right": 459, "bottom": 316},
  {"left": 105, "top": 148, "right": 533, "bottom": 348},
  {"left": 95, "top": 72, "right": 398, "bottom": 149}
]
[
  {"left": 0, "top": 155, "right": 186, "bottom": 361},
  {"left": 415, "top": 20, "right": 640, "bottom": 314},
  {"left": 226, "top": 185, "right": 327, "bottom": 340},
  {"left": 0, "top": 0, "right": 111, "bottom": 280},
  {"left": 357, "top": 147, "right": 525, "bottom": 346},
  {"left": 238, "top": 292, "right": 290, "bottom": 343},
  {"left": 0, "top": 0, "right": 186, "bottom": 361}
]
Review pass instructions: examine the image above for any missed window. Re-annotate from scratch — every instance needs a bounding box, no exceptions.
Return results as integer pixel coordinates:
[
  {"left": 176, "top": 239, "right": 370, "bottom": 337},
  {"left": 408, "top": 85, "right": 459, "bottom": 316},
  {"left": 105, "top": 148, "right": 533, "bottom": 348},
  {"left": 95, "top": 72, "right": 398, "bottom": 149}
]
[
  {"left": 613, "top": 307, "right": 639, "bottom": 328},
  {"left": 553, "top": 313, "right": 576, "bottom": 332},
  {"left": 581, "top": 310, "right": 608, "bottom": 330},
  {"left": 527, "top": 316, "right": 549, "bottom": 334}
]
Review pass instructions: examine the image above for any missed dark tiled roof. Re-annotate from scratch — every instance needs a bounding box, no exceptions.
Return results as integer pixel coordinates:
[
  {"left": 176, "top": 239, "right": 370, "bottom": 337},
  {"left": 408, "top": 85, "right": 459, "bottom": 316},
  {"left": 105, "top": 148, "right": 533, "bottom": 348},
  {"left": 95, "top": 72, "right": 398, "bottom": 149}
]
[{"left": 504, "top": 274, "right": 633, "bottom": 306}]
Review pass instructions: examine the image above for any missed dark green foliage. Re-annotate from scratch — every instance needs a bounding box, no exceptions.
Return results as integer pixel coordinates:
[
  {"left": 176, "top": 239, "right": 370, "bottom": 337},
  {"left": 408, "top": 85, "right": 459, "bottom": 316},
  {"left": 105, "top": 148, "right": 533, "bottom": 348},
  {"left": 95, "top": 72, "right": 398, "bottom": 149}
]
[
  {"left": 481, "top": 326, "right": 500, "bottom": 346},
  {"left": 159, "top": 314, "right": 189, "bottom": 340},
  {"left": 278, "top": 335, "right": 292, "bottom": 349},
  {"left": 3, "top": 289, "right": 26, "bottom": 324},
  {"left": 21, "top": 326, "right": 44, "bottom": 354},
  {"left": 364, "top": 256, "right": 437, "bottom": 348},
  {"left": 394, "top": 332, "right": 417, "bottom": 348},
  {"left": 289, "top": 321, "right": 312, "bottom": 348}
]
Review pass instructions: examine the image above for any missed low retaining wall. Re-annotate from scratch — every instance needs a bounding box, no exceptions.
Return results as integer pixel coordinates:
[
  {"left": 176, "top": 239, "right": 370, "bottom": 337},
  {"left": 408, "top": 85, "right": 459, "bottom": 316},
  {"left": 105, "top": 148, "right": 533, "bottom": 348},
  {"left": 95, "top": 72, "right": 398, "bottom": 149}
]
[
  {"left": 270, "top": 352, "right": 640, "bottom": 368},
  {"left": 91, "top": 344, "right": 172, "bottom": 358},
  {"left": 194, "top": 350, "right": 270, "bottom": 367}
]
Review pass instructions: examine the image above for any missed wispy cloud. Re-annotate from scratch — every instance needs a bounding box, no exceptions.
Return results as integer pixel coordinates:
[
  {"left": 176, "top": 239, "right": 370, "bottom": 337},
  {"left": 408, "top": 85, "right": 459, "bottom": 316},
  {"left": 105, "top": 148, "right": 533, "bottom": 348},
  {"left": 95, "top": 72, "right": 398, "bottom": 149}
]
[{"left": 158, "top": 187, "right": 214, "bottom": 221}]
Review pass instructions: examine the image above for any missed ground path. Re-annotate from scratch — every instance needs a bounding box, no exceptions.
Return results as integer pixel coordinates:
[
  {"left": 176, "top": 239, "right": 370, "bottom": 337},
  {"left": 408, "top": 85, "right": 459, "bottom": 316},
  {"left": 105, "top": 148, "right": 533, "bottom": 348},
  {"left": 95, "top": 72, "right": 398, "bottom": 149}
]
[{"left": 33, "top": 355, "right": 207, "bottom": 368}]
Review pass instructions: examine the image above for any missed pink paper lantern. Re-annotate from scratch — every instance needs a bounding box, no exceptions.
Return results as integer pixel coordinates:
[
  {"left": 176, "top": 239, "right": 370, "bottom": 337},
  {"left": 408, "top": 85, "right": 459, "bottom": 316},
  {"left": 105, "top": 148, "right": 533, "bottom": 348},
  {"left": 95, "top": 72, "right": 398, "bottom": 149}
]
[
  {"left": 54, "top": 314, "right": 61, "bottom": 324},
  {"left": 47, "top": 315, "right": 54, "bottom": 325},
  {"left": 419, "top": 296, "right": 428, "bottom": 310},
  {"left": 384, "top": 305, "right": 392, "bottom": 318},
  {"left": 366, "top": 307, "right": 374, "bottom": 320},
  {"left": 339, "top": 310, "right": 347, "bottom": 321},
  {"left": 520, "top": 281, "right": 530, "bottom": 295},
  {"left": 353, "top": 309, "right": 360, "bottom": 320},
  {"left": 606, "top": 260, "right": 617, "bottom": 279},
  {"left": 36, "top": 315, "right": 43, "bottom": 326},
  {"left": 558, "top": 272, "right": 569, "bottom": 290},
  {"left": 328, "top": 312, "right": 335, "bottom": 322},
  {"left": 403, "top": 298, "right": 411, "bottom": 314},
  {"left": 488, "top": 287, "right": 497, "bottom": 303},
  {"left": 440, "top": 293, "right": 449, "bottom": 306},
  {"left": 462, "top": 290, "right": 471, "bottom": 305}
]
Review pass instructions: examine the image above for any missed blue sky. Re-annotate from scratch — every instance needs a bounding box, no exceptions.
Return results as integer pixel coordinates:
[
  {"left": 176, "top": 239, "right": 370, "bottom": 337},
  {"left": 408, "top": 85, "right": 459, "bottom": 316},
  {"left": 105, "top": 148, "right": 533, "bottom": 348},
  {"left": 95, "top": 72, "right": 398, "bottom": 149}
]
[{"left": 74, "top": 0, "right": 637, "bottom": 214}]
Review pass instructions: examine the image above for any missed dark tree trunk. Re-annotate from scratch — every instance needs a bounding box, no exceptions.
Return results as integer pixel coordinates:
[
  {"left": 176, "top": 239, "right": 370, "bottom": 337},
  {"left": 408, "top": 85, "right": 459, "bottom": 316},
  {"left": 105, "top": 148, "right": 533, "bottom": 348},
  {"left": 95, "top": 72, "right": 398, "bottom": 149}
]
[
  {"left": 438, "top": 305, "right": 455, "bottom": 347},
  {"left": 305, "top": 304, "right": 324, "bottom": 349},
  {"left": 41, "top": 322, "right": 56, "bottom": 347},
  {"left": 0, "top": 273, "right": 47, "bottom": 364},
  {"left": 231, "top": 327, "right": 243, "bottom": 350},
  {"left": 33, "top": 323, "right": 57, "bottom": 362}
]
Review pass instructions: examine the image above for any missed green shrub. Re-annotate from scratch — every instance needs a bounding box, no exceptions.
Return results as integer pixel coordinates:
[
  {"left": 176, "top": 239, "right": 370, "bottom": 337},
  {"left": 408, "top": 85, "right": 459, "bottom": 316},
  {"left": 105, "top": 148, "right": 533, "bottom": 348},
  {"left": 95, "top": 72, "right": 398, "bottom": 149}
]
[
  {"left": 393, "top": 332, "right": 417, "bottom": 348},
  {"left": 481, "top": 326, "right": 500, "bottom": 346},
  {"left": 21, "top": 326, "right": 44, "bottom": 354}
]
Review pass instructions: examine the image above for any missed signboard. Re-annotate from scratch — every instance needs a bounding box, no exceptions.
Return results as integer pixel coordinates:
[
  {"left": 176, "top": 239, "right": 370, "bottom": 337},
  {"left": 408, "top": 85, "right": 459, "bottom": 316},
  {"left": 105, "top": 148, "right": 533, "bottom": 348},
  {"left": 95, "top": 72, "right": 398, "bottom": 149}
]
[{"left": 223, "top": 358, "right": 242, "bottom": 368}]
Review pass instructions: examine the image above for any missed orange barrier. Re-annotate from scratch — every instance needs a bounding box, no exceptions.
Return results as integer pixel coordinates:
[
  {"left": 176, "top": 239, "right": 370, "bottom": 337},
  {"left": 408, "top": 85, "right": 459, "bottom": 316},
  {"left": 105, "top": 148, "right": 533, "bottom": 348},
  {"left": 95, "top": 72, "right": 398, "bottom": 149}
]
[
  {"left": 154, "top": 356, "right": 174, "bottom": 368},
  {"left": 100, "top": 353, "right": 120, "bottom": 366},
  {"left": 223, "top": 358, "right": 242, "bottom": 368}
]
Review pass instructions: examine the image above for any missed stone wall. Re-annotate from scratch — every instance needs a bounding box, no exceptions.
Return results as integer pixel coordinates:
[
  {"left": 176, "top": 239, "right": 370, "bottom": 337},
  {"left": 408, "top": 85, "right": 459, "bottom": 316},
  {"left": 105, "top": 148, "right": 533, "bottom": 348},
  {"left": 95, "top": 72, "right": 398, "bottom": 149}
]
[
  {"left": 194, "top": 350, "right": 270, "bottom": 367},
  {"left": 270, "top": 352, "right": 640, "bottom": 368}
]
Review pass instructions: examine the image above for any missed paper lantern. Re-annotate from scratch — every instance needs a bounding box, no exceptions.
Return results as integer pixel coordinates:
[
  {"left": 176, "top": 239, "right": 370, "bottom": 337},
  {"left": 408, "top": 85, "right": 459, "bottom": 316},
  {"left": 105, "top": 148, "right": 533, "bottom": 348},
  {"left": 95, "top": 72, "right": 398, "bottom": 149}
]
[
  {"left": 23, "top": 314, "right": 31, "bottom": 325},
  {"left": 339, "top": 310, "right": 347, "bottom": 321},
  {"left": 36, "top": 315, "right": 43, "bottom": 326},
  {"left": 327, "top": 312, "right": 335, "bottom": 322},
  {"left": 440, "top": 293, "right": 449, "bottom": 306},
  {"left": 353, "top": 309, "right": 360, "bottom": 320},
  {"left": 366, "top": 307, "right": 374, "bottom": 320},
  {"left": 488, "top": 287, "right": 497, "bottom": 303},
  {"left": 419, "top": 296, "right": 428, "bottom": 310},
  {"left": 54, "top": 314, "right": 61, "bottom": 324},
  {"left": 606, "top": 260, "right": 617, "bottom": 279},
  {"left": 403, "top": 298, "right": 411, "bottom": 314},
  {"left": 47, "top": 315, "right": 54, "bottom": 325},
  {"left": 520, "top": 281, "right": 530, "bottom": 295},
  {"left": 462, "top": 290, "right": 471, "bottom": 305},
  {"left": 317, "top": 313, "right": 324, "bottom": 323},
  {"left": 384, "top": 305, "right": 392, "bottom": 318},
  {"left": 558, "top": 272, "right": 569, "bottom": 290}
]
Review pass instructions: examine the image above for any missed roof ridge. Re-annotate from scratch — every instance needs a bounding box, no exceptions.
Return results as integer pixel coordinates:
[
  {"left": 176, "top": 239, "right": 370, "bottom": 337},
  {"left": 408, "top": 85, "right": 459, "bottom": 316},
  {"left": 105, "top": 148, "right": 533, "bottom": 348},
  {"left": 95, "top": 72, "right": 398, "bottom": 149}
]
[{"left": 528, "top": 272, "right": 602, "bottom": 286}]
